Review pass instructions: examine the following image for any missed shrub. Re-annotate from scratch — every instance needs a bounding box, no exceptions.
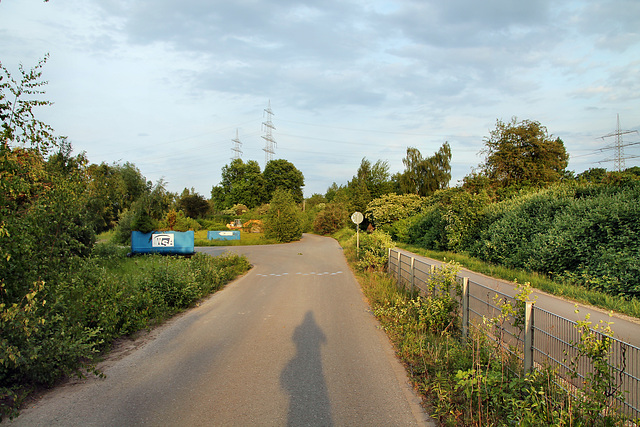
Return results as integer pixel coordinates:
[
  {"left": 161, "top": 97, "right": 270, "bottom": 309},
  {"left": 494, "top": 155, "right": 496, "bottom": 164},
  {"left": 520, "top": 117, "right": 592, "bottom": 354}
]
[
  {"left": 403, "top": 205, "right": 448, "bottom": 250},
  {"left": 355, "top": 230, "right": 393, "bottom": 271},
  {"left": 264, "top": 189, "right": 303, "bottom": 243},
  {"left": 313, "top": 203, "right": 347, "bottom": 235},
  {"left": 365, "top": 193, "right": 425, "bottom": 228}
]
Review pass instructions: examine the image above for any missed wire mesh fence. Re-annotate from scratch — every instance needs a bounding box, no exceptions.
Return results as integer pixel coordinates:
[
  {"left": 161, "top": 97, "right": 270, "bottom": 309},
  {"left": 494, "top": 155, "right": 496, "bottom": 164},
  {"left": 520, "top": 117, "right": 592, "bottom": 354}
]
[{"left": 388, "top": 248, "right": 640, "bottom": 420}]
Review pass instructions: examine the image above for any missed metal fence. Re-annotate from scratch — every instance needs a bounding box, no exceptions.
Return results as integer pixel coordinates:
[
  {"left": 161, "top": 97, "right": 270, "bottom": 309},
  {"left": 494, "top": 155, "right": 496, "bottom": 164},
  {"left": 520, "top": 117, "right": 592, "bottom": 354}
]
[{"left": 388, "top": 248, "right": 640, "bottom": 420}]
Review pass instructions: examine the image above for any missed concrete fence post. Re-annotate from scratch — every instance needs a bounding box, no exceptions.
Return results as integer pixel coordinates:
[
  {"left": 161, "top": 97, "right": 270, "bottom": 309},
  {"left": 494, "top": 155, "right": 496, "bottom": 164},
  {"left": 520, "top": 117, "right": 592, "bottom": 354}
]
[
  {"left": 429, "top": 264, "right": 436, "bottom": 297},
  {"left": 524, "top": 301, "right": 534, "bottom": 373},
  {"left": 410, "top": 257, "right": 415, "bottom": 295},
  {"left": 462, "top": 277, "right": 469, "bottom": 340},
  {"left": 397, "top": 250, "right": 402, "bottom": 285}
]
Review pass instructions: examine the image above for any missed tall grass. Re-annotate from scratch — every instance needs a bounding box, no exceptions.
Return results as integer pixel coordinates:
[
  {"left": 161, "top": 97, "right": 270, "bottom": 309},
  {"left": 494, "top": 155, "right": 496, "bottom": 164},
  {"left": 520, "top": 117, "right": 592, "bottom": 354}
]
[
  {"left": 1, "top": 243, "right": 250, "bottom": 421},
  {"left": 335, "top": 228, "right": 633, "bottom": 426}
]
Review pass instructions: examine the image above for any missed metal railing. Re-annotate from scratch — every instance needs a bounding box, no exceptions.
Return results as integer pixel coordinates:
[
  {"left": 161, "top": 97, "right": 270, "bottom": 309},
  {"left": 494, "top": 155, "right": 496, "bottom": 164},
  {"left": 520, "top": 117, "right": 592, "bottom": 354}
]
[{"left": 388, "top": 248, "right": 640, "bottom": 420}]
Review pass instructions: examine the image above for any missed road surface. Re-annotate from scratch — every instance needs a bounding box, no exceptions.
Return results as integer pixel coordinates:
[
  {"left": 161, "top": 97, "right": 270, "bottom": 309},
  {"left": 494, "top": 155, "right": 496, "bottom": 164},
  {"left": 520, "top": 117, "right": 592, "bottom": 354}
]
[{"left": 7, "top": 234, "right": 432, "bottom": 427}]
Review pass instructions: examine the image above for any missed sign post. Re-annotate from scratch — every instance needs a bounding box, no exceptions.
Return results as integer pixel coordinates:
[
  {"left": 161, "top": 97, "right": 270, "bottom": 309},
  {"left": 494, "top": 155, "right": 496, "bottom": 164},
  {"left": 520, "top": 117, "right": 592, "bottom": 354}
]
[{"left": 351, "top": 211, "right": 364, "bottom": 257}]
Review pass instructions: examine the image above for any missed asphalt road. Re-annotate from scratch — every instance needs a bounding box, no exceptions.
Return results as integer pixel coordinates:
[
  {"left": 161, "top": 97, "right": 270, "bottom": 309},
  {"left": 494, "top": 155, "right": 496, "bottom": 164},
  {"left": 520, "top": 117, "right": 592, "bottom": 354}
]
[
  {"left": 8, "top": 234, "right": 432, "bottom": 427},
  {"left": 394, "top": 248, "right": 640, "bottom": 346}
]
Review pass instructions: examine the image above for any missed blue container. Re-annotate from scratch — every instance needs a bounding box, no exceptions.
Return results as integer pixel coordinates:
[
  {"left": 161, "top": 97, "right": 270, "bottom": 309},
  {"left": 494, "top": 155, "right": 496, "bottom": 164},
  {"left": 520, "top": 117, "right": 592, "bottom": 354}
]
[
  {"left": 207, "top": 230, "right": 241, "bottom": 241},
  {"left": 131, "top": 231, "right": 195, "bottom": 255}
]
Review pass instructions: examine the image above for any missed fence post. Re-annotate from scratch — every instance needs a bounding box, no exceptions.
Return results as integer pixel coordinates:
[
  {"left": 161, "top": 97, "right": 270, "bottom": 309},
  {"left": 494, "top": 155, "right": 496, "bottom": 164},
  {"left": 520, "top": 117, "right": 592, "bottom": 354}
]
[
  {"left": 462, "top": 277, "right": 469, "bottom": 341},
  {"left": 524, "top": 301, "right": 534, "bottom": 374},
  {"left": 388, "top": 247, "right": 392, "bottom": 274},
  {"left": 429, "top": 265, "right": 436, "bottom": 297},
  {"left": 410, "top": 257, "right": 415, "bottom": 295},
  {"left": 397, "top": 250, "right": 402, "bottom": 284}
]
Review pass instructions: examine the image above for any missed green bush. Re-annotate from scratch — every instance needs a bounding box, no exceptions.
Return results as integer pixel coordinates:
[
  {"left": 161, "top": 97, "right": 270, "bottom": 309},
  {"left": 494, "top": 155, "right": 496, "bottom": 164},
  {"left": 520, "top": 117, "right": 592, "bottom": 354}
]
[
  {"left": 354, "top": 230, "right": 393, "bottom": 271},
  {"left": 469, "top": 182, "right": 640, "bottom": 299},
  {"left": 313, "top": 203, "right": 347, "bottom": 235},
  {"left": 0, "top": 249, "right": 250, "bottom": 421},
  {"left": 264, "top": 189, "right": 303, "bottom": 243},
  {"left": 403, "top": 205, "right": 448, "bottom": 250}
]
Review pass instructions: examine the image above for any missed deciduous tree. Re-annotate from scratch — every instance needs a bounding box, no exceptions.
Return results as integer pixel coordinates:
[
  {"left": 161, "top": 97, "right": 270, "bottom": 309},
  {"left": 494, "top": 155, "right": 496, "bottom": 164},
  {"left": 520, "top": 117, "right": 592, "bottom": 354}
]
[
  {"left": 480, "top": 118, "right": 568, "bottom": 188},
  {"left": 263, "top": 159, "right": 304, "bottom": 203},
  {"left": 398, "top": 143, "right": 451, "bottom": 196},
  {"left": 264, "top": 188, "right": 303, "bottom": 243},
  {"left": 211, "top": 159, "right": 267, "bottom": 210}
]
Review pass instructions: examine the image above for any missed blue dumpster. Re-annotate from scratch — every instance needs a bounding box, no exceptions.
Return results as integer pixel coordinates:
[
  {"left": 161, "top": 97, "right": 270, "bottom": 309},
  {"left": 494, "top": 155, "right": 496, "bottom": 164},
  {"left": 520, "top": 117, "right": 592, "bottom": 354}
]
[
  {"left": 131, "top": 231, "right": 195, "bottom": 255},
  {"left": 207, "top": 230, "right": 241, "bottom": 241}
]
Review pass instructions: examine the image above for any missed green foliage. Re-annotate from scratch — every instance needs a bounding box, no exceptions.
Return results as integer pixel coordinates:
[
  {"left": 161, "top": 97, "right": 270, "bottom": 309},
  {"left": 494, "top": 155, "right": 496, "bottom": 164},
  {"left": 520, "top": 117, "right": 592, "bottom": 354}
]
[
  {"left": 264, "top": 188, "right": 303, "bottom": 243},
  {"left": 212, "top": 159, "right": 305, "bottom": 210},
  {"left": 0, "top": 247, "right": 250, "bottom": 420},
  {"left": 1, "top": 55, "right": 55, "bottom": 154},
  {"left": 263, "top": 159, "right": 305, "bottom": 204},
  {"left": 365, "top": 193, "right": 425, "bottom": 228},
  {"left": 313, "top": 202, "right": 348, "bottom": 235},
  {"left": 347, "top": 158, "right": 394, "bottom": 207},
  {"left": 158, "top": 210, "right": 201, "bottom": 232},
  {"left": 176, "top": 188, "right": 210, "bottom": 219},
  {"left": 400, "top": 204, "right": 448, "bottom": 249},
  {"left": 566, "top": 311, "right": 626, "bottom": 425},
  {"left": 480, "top": 118, "right": 569, "bottom": 189},
  {"left": 443, "top": 190, "right": 491, "bottom": 252},
  {"left": 397, "top": 142, "right": 452, "bottom": 196},
  {"left": 353, "top": 230, "right": 393, "bottom": 271},
  {"left": 470, "top": 182, "right": 640, "bottom": 299},
  {"left": 85, "top": 161, "right": 149, "bottom": 233},
  {"left": 110, "top": 180, "right": 172, "bottom": 244},
  {"left": 345, "top": 246, "right": 630, "bottom": 426}
]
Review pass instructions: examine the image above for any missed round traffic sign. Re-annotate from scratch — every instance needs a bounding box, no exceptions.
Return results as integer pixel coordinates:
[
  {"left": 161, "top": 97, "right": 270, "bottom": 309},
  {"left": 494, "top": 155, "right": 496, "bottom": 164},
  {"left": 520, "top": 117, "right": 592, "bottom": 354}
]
[{"left": 351, "top": 211, "right": 364, "bottom": 224}]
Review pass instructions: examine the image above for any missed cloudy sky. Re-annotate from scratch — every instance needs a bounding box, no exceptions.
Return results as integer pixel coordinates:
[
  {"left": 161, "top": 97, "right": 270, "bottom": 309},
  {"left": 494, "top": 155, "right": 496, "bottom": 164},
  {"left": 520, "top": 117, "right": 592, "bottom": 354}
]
[{"left": 2, "top": 0, "right": 639, "bottom": 198}]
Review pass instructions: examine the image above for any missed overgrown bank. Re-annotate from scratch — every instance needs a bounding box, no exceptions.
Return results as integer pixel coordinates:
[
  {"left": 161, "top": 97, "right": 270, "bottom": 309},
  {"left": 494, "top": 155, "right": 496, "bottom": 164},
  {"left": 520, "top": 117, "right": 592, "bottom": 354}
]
[
  {"left": 0, "top": 245, "right": 250, "bottom": 421},
  {"left": 335, "top": 228, "right": 635, "bottom": 426}
]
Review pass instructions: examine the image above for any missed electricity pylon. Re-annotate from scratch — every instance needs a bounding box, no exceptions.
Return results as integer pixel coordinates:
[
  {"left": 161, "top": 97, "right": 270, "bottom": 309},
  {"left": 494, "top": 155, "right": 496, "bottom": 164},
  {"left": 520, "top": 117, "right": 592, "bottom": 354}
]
[
  {"left": 599, "top": 114, "right": 639, "bottom": 171},
  {"left": 262, "top": 100, "right": 276, "bottom": 166},
  {"left": 231, "top": 128, "right": 242, "bottom": 160}
]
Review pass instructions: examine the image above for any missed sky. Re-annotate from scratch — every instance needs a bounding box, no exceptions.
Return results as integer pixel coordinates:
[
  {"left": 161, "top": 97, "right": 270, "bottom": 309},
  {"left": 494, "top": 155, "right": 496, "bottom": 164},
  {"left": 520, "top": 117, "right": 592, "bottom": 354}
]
[{"left": 1, "top": 0, "right": 639, "bottom": 199}]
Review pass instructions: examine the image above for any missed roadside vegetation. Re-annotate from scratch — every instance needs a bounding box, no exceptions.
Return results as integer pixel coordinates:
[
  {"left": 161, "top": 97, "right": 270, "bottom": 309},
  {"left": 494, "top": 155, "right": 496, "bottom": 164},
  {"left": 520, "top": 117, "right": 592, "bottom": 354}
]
[
  {"left": 3, "top": 52, "right": 639, "bottom": 423},
  {"left": 335, "top": 228, "right": 634, "bottom": 426}
]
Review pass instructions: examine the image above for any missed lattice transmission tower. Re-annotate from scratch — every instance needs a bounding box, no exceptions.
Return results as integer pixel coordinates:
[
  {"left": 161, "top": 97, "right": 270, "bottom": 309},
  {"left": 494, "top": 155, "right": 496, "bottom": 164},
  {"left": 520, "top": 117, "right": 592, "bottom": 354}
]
[
  {"left": 231, "top": 128, "right": 242, "bottom": 160},
  {"left": 262, "top": 100, "right": 276, "bottom": 165},
  {"left": 599, "top": 114, "right": 639, "bottom": 171}
]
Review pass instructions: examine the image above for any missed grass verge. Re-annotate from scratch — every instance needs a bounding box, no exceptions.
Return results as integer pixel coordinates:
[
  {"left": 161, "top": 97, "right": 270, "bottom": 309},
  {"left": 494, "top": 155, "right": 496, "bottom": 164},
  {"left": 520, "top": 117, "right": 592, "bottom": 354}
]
[
  {"left": 193, "top": 230, "right": 278, "bottom": 246},
  {"left": 1, "top": 243, "right": 250, "bottom": 422},
  {"left": 398, "top": 243, "right": 640, "bottom": 320},
  {"left": 335, "top": 228, "right": 634, "bottom": 426}
]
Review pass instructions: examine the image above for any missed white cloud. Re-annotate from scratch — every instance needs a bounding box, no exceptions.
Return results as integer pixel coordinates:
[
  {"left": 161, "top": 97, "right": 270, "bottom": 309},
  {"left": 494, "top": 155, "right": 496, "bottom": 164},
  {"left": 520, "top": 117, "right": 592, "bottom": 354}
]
[{"left": 1, "top": 0, "right": 639, "bottom": 197}]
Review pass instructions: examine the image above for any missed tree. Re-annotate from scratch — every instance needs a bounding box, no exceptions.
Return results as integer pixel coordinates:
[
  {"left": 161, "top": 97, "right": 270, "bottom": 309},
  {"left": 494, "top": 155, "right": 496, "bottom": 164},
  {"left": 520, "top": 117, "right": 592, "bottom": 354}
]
[
  {"left": 264, "top": 188, "right": 303, "bottom": 243},
  {"left": 177, "top": 188, "right": 210, "bottom": 219},
  {"left": 350, "top": 158, "right": 394, "bottom": 200},
  {"left": 313, "top": 202, "right": 347, "bottom": 235},
  {"left": 118, "top": 162, "right": 149, "bottom": 209},
  {"left": 398, "top": 143, "right": 452, "bottom": 196},
  {"left": 346, "top": 158, "right": 395, "bottom": 218},
  {"left": 211, "top": 159, "right": 267, "bottom": 210},
  {"left": 365, "top": 193, "right": 425, "bottom": 228},
  {"left": 325, "top": 182, "right": 343, "bottom": 203},
  {"left": 1, "top": 55, "right": 55, "bottom": 154},
  {"left": 480, "top": 118, "right": 568, "bottom": 188},
  {"left": 1, "top": 58, "right": 96, "bottom": 302},
  {"left": 263, "top": 159, "right": 305, "bottom": 203}
]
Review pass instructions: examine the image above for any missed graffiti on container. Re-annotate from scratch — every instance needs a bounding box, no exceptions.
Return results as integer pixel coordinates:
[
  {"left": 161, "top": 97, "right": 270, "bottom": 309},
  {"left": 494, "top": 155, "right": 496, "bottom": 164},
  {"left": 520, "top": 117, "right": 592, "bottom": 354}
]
[{"left": 152, "top": 233, "right": 175, "bottom": 247}]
